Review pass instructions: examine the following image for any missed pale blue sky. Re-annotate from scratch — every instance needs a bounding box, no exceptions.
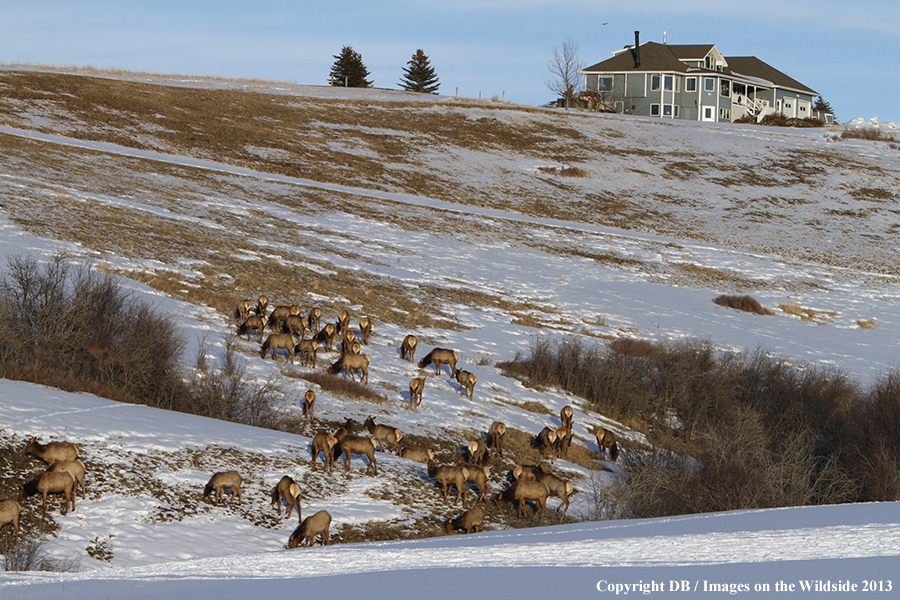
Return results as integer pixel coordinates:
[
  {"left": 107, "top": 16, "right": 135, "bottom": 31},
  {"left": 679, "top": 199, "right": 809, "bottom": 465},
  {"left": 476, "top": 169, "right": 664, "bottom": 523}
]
[{"left": 1, "top": 1, "right": 898, "bottom": 122}]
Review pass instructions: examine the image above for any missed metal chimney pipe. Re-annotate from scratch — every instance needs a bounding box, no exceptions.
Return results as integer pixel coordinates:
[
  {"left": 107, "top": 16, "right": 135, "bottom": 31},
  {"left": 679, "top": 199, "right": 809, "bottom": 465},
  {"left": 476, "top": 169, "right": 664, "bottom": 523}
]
[{"left": 633, "top": 31, "right": 641, "bottom": 68}]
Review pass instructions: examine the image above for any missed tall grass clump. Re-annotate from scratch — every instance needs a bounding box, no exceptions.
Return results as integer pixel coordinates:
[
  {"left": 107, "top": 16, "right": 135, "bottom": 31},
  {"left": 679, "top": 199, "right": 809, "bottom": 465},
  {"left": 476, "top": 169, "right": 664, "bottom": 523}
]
[{"left": 0, "top": 254, "right": 187, "bottom": 409}]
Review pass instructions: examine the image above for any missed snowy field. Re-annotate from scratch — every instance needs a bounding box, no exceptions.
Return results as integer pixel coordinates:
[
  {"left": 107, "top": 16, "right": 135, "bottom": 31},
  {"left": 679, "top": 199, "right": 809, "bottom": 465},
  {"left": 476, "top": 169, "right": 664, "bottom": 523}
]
[{"left": 0, "top": 75, "right": 899, "bottom": 597}]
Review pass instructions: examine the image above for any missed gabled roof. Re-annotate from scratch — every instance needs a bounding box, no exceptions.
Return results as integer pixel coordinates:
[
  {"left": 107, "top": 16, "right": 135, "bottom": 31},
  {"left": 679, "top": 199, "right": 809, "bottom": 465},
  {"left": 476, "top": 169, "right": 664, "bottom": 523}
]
[
  {"left": 581, "top": 42, "right": 689, "bottom": 74},
  {"left": 723, "top": 56, "right": 817, "bottom": 95},
  {"left": 668, "top": 44, "right": 716, "bottom": 61}
]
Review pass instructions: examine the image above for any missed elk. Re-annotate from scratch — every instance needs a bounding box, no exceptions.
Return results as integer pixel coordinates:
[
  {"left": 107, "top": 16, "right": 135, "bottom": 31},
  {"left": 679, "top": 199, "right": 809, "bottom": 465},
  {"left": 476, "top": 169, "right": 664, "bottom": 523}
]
[
  {"left": 256, "top": 295, "right": 269, "bottom": 317},
  {"left": 399, "top": 446, "right": 434, "bottom": 463},
  {"left": 364, "top": 416, "right": 402, "bottom": 454},
  {"left": 494, "top": 480, "right": 548, "bottom": 519},
  {"left": 336, "top": 435, "right": 378, "bottom": 475},
  {"left": 284, "top": 314, "right": 308, "bottom": 339},
  {"left": 330, "top": 353, "right": 370, "bottom": 384},
  {"left": 271, "top": 475, "right": 302, "bottom": 521},
  {"left": 25, "top": 437, "right": 78, "bottom": 466},
  {"left": 408, "top": 377, "right": 425, "bottom": 409},
  {"left": 596, "top": 428, "right": 619, "bottom": 462},
  {"left": 203, "top": 471, "right": 243, "bottom": 506},
  {"left": 238, "top": 314, "right": 266, "bottom": 342},
  {"left": 289, "top": 305, "right": 302, "bottom": 317},
  {"left": 310, "top": 431, "right": 338, "bottom": 472},
  {"left": 49, "top": 460, "right": 86, "bottom": 499},
  {"left": 336, "top": 309, "right": 350, "bottom": 335},
  {"left": 555, "top": 426, "right": 573, "bottom": 459},
  {"left": 486, "top": 421, "right": 507, "bottom": 457},
  {"left": 296, "top": 339, "right": 318, "bottom": 368},
  {"left": 234, "top": 299, "right": 253, "bottom": 322},
  {"left": 333, "top": 417, "right": 358, "bottom": 443},
  {"left": 400, "top": 334, "right": 417, "bottom": 363},
  {"left": 512, "top": 464, "right": 546, "bottom": 482},
  {"left": 340, "top": 329, "right": 357, "bottom": 353},
  {"left": 453, "top": 368, "right": 477, "bottom": 400},
  {"left": 313, "top": 323, "right": 337, "bottom": 352},
  {"left": 445, "top": 506, "right": 485, "bottom": 535},
  {"left": 20, "top": 471, "right": 76, "bottom": 515},
  {"left": 419, "top": 348, "right": 459, "bottom": 376},
  {"left": 0, "top": 500, "right": 20, "bottom": 540},
  {"left": 536, "top": 427, "right": 558, "bottom": 460},
  {"left": 539, "top": 473, "right": 574, "bottom": 514},
  {"left": 268, "top": 305, "right": 293, "bottom": 331},
  {"left": 467, "top": 439, "right": 488, "bottom": 466},
  {"left": 302, "top": 390, "right": 316, "bottom": 422},
  {"left": 560, "top": 405, "right": 574, "bottom": 433},
  {"left": 460, "top": 463, "right": 491, "bottom": 502},
  {"left": 307, "top": 307, "right": 323, "bottom": 332},
  {"left": 288, "top": 510, "right": 331, "bottom": 548},
  {"left": 358, "top": 316, "right": 372, "bottom": 344},
  {"left": 261, "top": 333, "right": 299, "bottom": 363},
  {"left": 427, "top": 463, "right": 469, "bottom": 504}
]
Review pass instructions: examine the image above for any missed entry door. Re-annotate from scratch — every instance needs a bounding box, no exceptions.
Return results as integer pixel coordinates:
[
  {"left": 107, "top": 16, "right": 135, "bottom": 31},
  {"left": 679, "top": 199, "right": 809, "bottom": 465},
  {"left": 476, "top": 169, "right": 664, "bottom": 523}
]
[{"left": 701, "top": 106, "right": 715, "bottom": 121}]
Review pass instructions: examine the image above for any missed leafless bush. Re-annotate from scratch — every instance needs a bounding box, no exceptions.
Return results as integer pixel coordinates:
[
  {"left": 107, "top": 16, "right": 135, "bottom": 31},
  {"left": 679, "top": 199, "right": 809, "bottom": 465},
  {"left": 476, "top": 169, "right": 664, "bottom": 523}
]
[
  {"left": 291, "top": 370, "right": 388, "bottom": 403},
  {"left": 713, "top": 294, "right": 774, "bottom": 315},
  {"left": 4, "top": 539, "right": 81, "bottom": 572}
]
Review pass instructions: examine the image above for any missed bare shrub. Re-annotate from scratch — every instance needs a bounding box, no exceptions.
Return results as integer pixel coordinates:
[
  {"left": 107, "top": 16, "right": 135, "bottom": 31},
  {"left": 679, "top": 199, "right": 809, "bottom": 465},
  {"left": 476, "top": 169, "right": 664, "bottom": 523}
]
[
  {"left": 292, "top": 371, "right": 388, "bottom": 404},
  {"left": 713, "top": 294, "right": 774, "bottom": 315},
  {"left": 4, "top": 539, "right": 81, "bottom": 572}
]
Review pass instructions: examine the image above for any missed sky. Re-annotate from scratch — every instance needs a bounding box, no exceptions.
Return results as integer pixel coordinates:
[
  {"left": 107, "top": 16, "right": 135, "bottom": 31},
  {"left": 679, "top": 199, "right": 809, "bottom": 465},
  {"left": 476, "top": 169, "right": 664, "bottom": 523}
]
[{"left": 0, "top": 1, "right": 898, "bottom": 123}]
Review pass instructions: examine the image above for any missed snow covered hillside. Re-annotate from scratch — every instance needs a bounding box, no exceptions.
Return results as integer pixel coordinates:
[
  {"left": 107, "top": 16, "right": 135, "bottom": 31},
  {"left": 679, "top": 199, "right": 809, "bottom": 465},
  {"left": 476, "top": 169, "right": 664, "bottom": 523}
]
[{"left": 0, "top": 70, "right": 899, "bottom": 596}]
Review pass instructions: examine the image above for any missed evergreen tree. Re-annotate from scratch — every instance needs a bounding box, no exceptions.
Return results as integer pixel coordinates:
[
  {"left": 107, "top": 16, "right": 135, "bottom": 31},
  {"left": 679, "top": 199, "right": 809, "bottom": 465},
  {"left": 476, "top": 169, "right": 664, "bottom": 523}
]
[
  {"left": 399, "top": 49, "right": 440, "bottom": 94},
  {"left": 813, "top": 96, "right": 835, "bottom": 119},
  {"left": 329, "top": 45, "right": 372, "bottom": 88}
]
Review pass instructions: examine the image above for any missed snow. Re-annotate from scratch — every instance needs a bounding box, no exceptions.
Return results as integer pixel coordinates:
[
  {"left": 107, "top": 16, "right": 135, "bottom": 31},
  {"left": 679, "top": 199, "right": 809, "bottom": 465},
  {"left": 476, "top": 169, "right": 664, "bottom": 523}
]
[{"left": 1, "top": 79, "right": 899, "bottom": 598}]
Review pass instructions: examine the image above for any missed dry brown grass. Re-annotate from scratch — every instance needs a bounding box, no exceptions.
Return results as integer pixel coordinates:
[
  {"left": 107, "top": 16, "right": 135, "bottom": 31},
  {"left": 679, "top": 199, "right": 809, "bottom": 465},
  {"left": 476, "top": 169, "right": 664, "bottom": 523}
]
[
  {"left": 779, "top": 302, "right": 838, "bottom": 324},
  {"left": 857, "top": 319, "right": 879, "bottom": 330},
  {"left": 713, "top": 294, "right": 774, "bottom": 316}
]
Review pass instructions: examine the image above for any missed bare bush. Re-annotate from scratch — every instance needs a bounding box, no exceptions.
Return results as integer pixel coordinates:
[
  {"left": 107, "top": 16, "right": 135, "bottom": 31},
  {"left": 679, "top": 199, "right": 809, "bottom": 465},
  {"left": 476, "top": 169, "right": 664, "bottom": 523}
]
[
  {"left": 4, "top": 539, "right": 81, "bottom": 572},
  {"left": 713, "top": 294, "right": 774, "bottom": 315}
]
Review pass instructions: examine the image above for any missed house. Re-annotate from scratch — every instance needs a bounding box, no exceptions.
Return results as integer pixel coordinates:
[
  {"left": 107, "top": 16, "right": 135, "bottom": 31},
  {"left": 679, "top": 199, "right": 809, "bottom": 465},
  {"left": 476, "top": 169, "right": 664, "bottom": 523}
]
[{"left": 579, "top": 32, "right": 830, "bottom": 124}]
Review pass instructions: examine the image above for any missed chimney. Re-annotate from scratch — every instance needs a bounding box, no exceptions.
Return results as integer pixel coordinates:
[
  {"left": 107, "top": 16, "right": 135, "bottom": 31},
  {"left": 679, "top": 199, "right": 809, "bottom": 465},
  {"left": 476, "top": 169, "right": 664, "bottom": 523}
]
[{"left": 633, "top": 31, "right": 641, "bottom": 68}]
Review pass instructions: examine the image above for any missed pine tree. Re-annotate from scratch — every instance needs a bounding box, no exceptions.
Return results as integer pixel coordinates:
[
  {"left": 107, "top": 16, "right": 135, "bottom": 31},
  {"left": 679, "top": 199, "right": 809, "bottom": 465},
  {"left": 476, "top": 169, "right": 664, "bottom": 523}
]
[
  {"left": 399, "top": 49, "right": 440, "bottom": 94},
  {"left": 329, "top": 45, "right": 372, "bottom": 88},
  {"left": 813, "top": 96, "right": 835, "bottom": 119}
]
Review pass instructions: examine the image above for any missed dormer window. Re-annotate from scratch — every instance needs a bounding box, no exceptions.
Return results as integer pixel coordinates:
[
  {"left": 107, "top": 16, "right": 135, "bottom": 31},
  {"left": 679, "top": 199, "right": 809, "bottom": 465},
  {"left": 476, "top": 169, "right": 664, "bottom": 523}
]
[{"left": 705, "top": 55, "right": 713, "bottom": 69}]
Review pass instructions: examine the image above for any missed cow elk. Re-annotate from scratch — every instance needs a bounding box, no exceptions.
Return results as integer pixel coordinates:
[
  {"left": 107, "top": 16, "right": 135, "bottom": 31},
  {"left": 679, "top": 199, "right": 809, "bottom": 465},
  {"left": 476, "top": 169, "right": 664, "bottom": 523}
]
[
  {"left": 445, "top": 506, "right": 485, "bottom": 535},
  {"left": 512, "top": 464, "right": 546, "bottom": 482},
  {"left": 20, "top": 471, "right": 76, "bottom": 515},
  {"left": 596, "top": 428, "right": 619, "bottom": 462},
  {"left": 271, "top": 475, "right": 302, "bottom": 521},
  {"left": 460, "top": 463, "right": 491, "bottom": 502},
  {"left": 453, "top": 368, "right": 477, "bottom": 400},
  {"left": 313, "top": 323, "right": 337, "bottom": 352},
  {"left": 238, "top": 314, "right": 266, "bottom": 343},
  {"left": 536, "top": 427, "right": 558, "bottom": 460},
  {"left": 268, "top": 305, "right": 293, "bottom": 331},
  {"left": 409, "top": 377, "right": 425, "bottom": 409},
  {"left": 427, "top": 463, "right": 469, "bottom": 504},
  {"left": 296, "top": 339, "right": 318, "bottom": 368},
  {"left": 364, "top": 416, "right": 402, "bottom": 454},
  {"left": 333, "top": 417, "right": 358, "bottom": 443},
  {"left": 234, "top": 299, "right": 253, "bottom": 322},
  {"left": 486, "top": 422, "right": 507, "bottom": 457},
  {"left": 261, "top": 333, "right": 298, "bottom": 363},
  {"left": 555, "top": 426, "right": 573, "bottom": 459},
  {"left": 330, "top": 353, "right": 370, "bottom": 384},
  {"left": 494, "top": 480, "right": 548, "bottom": 519},
  {"left": 49, "top": 460, "right": 86, "bottom": 499},
  {"left": 336, "top": 309, "right": 350, "bottom": 335},
  {"left": 284, "top": 314, "right": 308, "bottom": 339},
  {"left": 302, "top": 390, "right": 316, "bottom": 422},
  {"left": 308, "top": 307, "right": 323, "bottom": 332},
  {"left": 0, "top": 500, "right": 20, "bottom": 540},
  {"left": 419, "top": 348, "right": 459, "bottom": 376},
  {"left": 203, "top": 471, "right": 243, "bottom": 506},
  {"left": 467, "top": 439, "right": 488, "bottom": 466},
  {"left": 560, "top": 405, "right": 574, "bottom": 432},
  {"left": 358, "top": 316, "right": 372, "bottom": 344},
  {"left": 540, "top": 473, "right": 574, "bottom": 514},
  {"left": 288, "top": 510, "right": 331, "bottom": 548},
  {"left": 256, "top": 295, "right": 269, "bottom": 317},
  {"left": 400, "top": 334, "right": 418, "bottom": 363},
  {"left": 25, "top": 437, "right": 78, "bottom": 466},
  {"left": 336, "top": 435, "right": 378, "bottom": 475},
  {"left": 311, "top": 431, "right": 338, "bottom": 472},
  {"left": 399, "top": 446, "right": 434, "bottom": 463}
]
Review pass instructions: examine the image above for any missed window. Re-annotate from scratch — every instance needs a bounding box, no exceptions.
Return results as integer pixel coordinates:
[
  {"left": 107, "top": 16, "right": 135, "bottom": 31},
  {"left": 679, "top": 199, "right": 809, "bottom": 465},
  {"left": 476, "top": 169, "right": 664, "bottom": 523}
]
[
  {"left": 663, "top": 104, "right": 673, "bottom": 116},
  {"left": 720, "top": 108, "right": 731, "bottom": 120},
  {"left": 704, "top": 77, "right": 715, "bottom": 92},
  {"left": 664, "top": 75, "right": 673, "bottom": 91},
  {"left": 733, "top": 82, "right": 746, "bottom": 96},
  {"left": 675, "top": 76, "right": 681, "bottom": 92},
  {"left": 686, "top": 77, "right": 697, "bottom": 92},
  {"left": 650, "top": 103, "right": 660, "bottom": 116},
  {"left": 651, "top": 74, "right": 660, "bottom": 91},
  {"left": 674, "top": 105, "right": 680, "bottom": 118},
  {"left": 705, "top": 55, "right": 713, "bottom": 69},
  {"left": 720, "top": 80, "right": 731, "bottom": 97},
  {"left": 598, "top": 76, "right": 612, "bottom": 92}
]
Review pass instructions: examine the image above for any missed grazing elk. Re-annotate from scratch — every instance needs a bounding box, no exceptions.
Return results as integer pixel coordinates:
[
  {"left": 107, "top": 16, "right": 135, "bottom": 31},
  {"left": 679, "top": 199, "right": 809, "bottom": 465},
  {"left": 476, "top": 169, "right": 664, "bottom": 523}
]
[
  {"left": 453, "top": 368, "right": 477, "bottom": 400},
  {"left": 467, "top": 439, "right": 488, "bottom": 466},
  {"left": 460, "top": 463, "right": 491, "bottom": 502},
  {"left": 408, "top": 377, "right": 425, "bottom": 409},
  {"left": 536, "top": 427, "right": 558, "bottom": 460},
  {"left": 340, "top": 329, "right": 357, "bottom": 353},
  {"left": 261, "top": 333, "right": 299, "bottom": 363},
  {"left": 295, "top": 339, "right": 318, "bottom": 368},
  {"left": 49, "top": 460, "right": 86, "bottom": 499},
  {"left": 307, "top": 307, "right": 323, "bottom": 332},
  {"left": 400, "top": 334, "right": 417, "bottom": 363},
  {"left": 399, "top": 446, "right": 434, "bottom": 463},
  {"left": 313, "top": 323, "right": 337, "bottom": 352},
  {"left": 330, "top": 353, "right": 370, "bottom": 384},
  {"left": 238, "top": 314, "right": 266, "bottom": 343},
  {"left": 445, "top": 506, "right": 485, "bottom": 535},
  {"left": 560, "top": 405, "right": 574, "bottom": 433},
  {"left": 333, "top": 417, "right": 358, "bottom": 443},
  {"left": 288, "top": 510, "right": 331, "bottom": 548},
  {"left": 494, "top": 480, "right": 548, "bottom": 519},
  {"left": 427, "top": 463, "right": 470, "bottom": 504},
  {"left": 268, "top": 305, "right": 293, "bottom": 331},
  {"left": 271, "top": 475, "right": 302, "bottom": 521},
  {"left": 336, "top": 309, "right": 350, "bottom": 335},
  {"left": 555, "top": 426, "right": 573, "bottom": 459},
  {"left": 0, "top": 500, "right": 20, "bottom": 540},
  {"left": 419, "top": 348, "right": 459, "bottom": 376},
  {"left": 336, "top": 435, "right": 378, "bottom": 475},
  {"left": 25, "top": 438, "right": 78, "bottom": 466},
  {"left": 358, "top": 316, "right": 372, "bottom": 344},
  {"left": 486, "top": 421, "right": 507, "bottom": 457},
  {"left": 302, "top": 390, "right": 316, "bottom": 422},
  {"left": 20, "top": 471, "right": 76, "bottom": 515},
  {"left": 364, "top": 416, "right": 402, "bottom": 454},
  {"left": 512, "top": 464, "right": 547, "bottom": 482},
  {"left": 596, "top": 428, "right": 619, "bottom": 462},
  {"left": 234, "top": 299, "right": 253, "bottom": 322},
  {"left": 284, "top": 314, "right": 308, "bottom": 339},
  {"left": 310, "top": 431, "right": 338, "bottom": 472},
  {"left": 203, "top": 471, "right": 243, "bottom": 506},
  {"left": 256, "top": 295, "right": 269, "bottom": 317},
  {"left": 539, "top": 473, "right": 574, "bottom": 514}
]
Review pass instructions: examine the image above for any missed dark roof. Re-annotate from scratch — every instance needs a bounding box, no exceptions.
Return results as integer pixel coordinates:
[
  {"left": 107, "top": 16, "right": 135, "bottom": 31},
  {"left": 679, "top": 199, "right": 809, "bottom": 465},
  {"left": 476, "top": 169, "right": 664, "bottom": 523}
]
[
  {"left": 724, "top": 56, "right": 817, "bottom": 95},
  {"left": 668, "top": 44, "right": 716, "bottom": 61},
  {"left": 581, "top": 42, "right": 689, "bottom": 74}
]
